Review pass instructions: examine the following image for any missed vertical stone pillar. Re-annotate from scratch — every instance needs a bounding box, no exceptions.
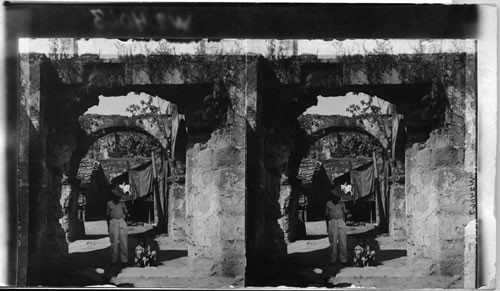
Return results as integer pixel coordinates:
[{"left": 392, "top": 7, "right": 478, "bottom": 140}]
[
  {"left": 405, "top": 142, "right": 440, "bottom": 275},
  {"left": 168, "top": 104, "right": 187, "bottom": 241},
  {"left": 168, "top": 175, "right": 186, "bottom": 240},
  {"left": 17, "top": 54, "right": 33, "bottom": 286},
  {"left": 19, "top": 53, "right": 55, "bottom": 284},
  {"left": 278, "top": 177, "right": 303, "bottom": 242},
  {"left": 464, "top": 220, "right": 476, "bottom": 289},
  {"left": 277, "top": 179, "right": 292, "bottom": 243},
  {"left": 186, "top": 129, "right": 246, "bottom": 277},
  {"left": 406, "top": 128, "right": 475, "bottom": 277},
  {"left": 388, "top": 180, "right": 406, "bottom": 241},
  {"left": 185, "top": 59, "right": 250, "bottom": 279},
  {"left": 59, "top": 177, "right": 84, "bottom": 242}
]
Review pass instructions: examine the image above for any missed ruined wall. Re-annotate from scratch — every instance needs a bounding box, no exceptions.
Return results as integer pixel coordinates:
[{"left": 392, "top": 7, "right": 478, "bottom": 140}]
[
  {"left": 404, "top": 53, "right": 476, "bottom": 277},
  {"left": 18, "top": 49, "right": 477, "bottom": 286},
  {"left": 271, "top": 51, "right": 476, "bottom": 278},
  {"left": 185, "top": 58, "right": 250, "bottom": 277},
  {"left": 167, "top": 104, "right": 188, "bottom": 241},
  {"left": 19, "top": 54, "right": 251, "bottom": 284},
  {"left": 168, "top": 176, "right": 186, "bottom": 240},
  {"left": 298, "top": 114, "right": 391, "bottom": 149},
  {"left": 79, "top": 114, "right": 171, "bottom": 149},
  {"left": 19, "top": 54, "right": 71, "bottom": 284},
  {"left": 246, "top": 59, "right": 301, "bottom": 285},
  {"left": 406, "top": 133, "right": 474, "bottom": 276},
  {"left": 389, "top": 180, "right": 405, "bottom": 240}
]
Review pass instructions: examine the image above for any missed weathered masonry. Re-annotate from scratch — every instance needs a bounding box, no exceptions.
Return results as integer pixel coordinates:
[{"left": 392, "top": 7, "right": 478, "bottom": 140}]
[{"left": 18, "top": 50, "right": 476, "bottom": 285}]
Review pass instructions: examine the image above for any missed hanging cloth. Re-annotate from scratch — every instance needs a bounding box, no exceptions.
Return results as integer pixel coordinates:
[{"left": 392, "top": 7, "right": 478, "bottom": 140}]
[
  {"left": 350, "top": 162, "right": 375, "bottom": 201},
  {"left": 128, "top": 162, "right": 154, "bottom": 201}
]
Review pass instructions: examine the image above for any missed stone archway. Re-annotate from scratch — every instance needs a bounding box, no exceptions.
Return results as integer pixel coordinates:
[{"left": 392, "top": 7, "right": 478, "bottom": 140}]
[
  {"left": 19, "top": 53, "right": 254, "bottom": 284},
  {"left": 283, "top": 119, "right": 391, "bottom": 243},
  {"left": 61, "top": 115, "right": 169, "bottom": 242},
  {"left": 300, "top": 114, "right": 392, "bottom": 150},
  {"left": 18, "top": 49, "right": 476, "bottom": 286},
  {"left": 246, "top": 53, "right": 476, "bottom": 284}
]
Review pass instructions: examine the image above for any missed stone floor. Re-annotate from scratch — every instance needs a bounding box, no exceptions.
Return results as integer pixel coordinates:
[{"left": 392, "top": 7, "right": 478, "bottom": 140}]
[
  {"left": 277, "top": 221, "right": 463, "bottom": 289},
  {"left": 50, "top": 220, "right": 242, "bottom": 288},
  {"left": 46, "top": 220, "right": 463, "bottom": 288}
]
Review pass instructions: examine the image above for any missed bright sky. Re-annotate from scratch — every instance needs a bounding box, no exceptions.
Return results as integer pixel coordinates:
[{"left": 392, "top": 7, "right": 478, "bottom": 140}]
[
  {"left": 85, "top": 91, "right": 387, "bottom": 117},
  {"left": 18, "top": 38, "right": 475, "bottom": 57},
  {"left": 304, "top": 93, "right": 389, "bottom": 116},
  {"left": 85, "top": 92, "right": 169, "bottom": 116}
]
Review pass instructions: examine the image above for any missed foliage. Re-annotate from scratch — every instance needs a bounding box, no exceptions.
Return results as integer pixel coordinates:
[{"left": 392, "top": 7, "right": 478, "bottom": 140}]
[
  {"left": 125, "top": 95, "right": 171, "bottom": 156},
  {"left": 48, "top": 39, "right": 71, "bottom": 60},
  {"left": 125, "top": 94, "right": 168, "bottom": 116},
  {"left": 110, "top": 132, "right": 160, "bottom": 158},
  {"left": 87, "top": 132, "right": 161, "bottom": 159},
  {"left": 345, "top": 95, "right": 386, "bottom": 116},
  {"left": 310, "top": 132, "right": 382, "bottom": 159},
  {"left": 345, "top": 95, "right": 392, "bottom": 157}
]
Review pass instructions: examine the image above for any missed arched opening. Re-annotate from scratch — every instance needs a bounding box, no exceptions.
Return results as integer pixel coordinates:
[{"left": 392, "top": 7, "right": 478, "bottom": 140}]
[
  {"left": 272, "top": 91, "right": 411, "bottom": 287},
  {"left": 297, "top": 130, "right": 387, "bottom": 226},
  {"left": 76, "top": 130, "right": 163, "bottom": 223},
  {"left": 40, "top": 88, "right": 194, "bottom": 285},
  {"left": 18, "top": 41, "right": 477, "bottom": 288},
  {"left": 20, "top": 50, "right": 250, "bottom": 287}
]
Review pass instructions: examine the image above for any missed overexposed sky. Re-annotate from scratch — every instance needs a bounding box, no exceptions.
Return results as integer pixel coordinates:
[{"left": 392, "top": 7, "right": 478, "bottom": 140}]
[
  {"left": 304, "top": 93, "right": 389, "bottom": 116},
  {"left": 85, "top": 92, "right": 169, "bottom": 116},
  {"left": 18, "top": 38, "right": 475, "bottom": 57},
  {"left": 85, "top": 91, "right": 387, "bottom": 117}
]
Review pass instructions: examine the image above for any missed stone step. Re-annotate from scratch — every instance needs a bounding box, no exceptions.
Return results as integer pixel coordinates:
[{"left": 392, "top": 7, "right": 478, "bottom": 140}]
[
  {"left": 329, "top": 275, "right": 463, "bottom": 289},
  {"left": 113, "top": 276, "right": 242, "bottom": 288},
  {"left": 335, "top": 266, "right": 413, "bottom": 278},
  {"left": 116, "top": 266, "right": 189, "bottom": 279}
]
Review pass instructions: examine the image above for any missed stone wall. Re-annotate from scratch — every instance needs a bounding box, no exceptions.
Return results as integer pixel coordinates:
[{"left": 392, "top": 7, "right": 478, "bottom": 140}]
[
  {"left": 167, "top": 177, "right": 186, "bottom": 240},
  {"left": 19, "top": 54, "right": 70, "bottom": 284},
  {"left": 167, "top": 104, "right": 188, "bottom": 241},
  {"left": 404, "top": 54, "right": 476, "bottom": 276},
  {"left": 389, "top": 181, "right": 405, "bottom": 240},
  {"left": 17, "top": 49, "right": 476, "bottom": 286},
  {"left": 406, "top": 140, "right": 474, "bottom": 275},
  {"left": 246, "top": 60, "right": 297, "bottom": 284},
  {"left": 275, "top": 52, "right": 477, "bottom": 278},
  {"left": 79, "top": 114, "right": 171, "bottom": 149},
  {"left": 19, "top": 53, "right": 252, "bottom": 285},
  {"left": 298, "top": 114, "right": 391, "bottom": 149},
  {"left": 185, "top": 56, "right": 250, "bottom": 275}
]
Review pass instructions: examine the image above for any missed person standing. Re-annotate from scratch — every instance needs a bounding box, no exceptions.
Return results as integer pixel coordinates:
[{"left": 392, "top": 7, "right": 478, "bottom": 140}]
[
  {"left": 107, "top": 184, "right": 130, "bottom": 266},
  {"left": 325, "top": 185, "right": 348, "bottom": 266}
]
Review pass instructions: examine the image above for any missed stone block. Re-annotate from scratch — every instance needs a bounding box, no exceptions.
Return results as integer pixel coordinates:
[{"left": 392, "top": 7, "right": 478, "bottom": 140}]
[
  {"left": 348, "top": 66, "right": 369, "bottom": 85},
  {"left": 212, "top": 146, "right": 244, "bottom": 169},
  {"left": 414, "top": 147, "right": 431, "bottom": 169},
  {"left": 220, "top": 260, "right": 246, "bottom": 278},
  {"left": 389, "top": 183, "right": 406, "bottom": 240},
  {"left": 188, "top": 257, "right": 218, "bottom": 277},
  {"left": 409, "top": 257, "right": 437, "bottom": 276},
  {"left": 301, "top": 63, "right": 343, "bottom": 94},
  {"left": 439, "top": 256, "right": 464, "bottom": 276},
  {"left": 220, "top": 216, "right": 245, "bottom": 240},
  {"left": 430, "top": 146, "right": 464, "bottom": 169},
  {"left": 464, "top": 220, "right": 476, "bottom": 289},
  {"left": 197, "top": 148, "right": 213, "bottom": 169}
]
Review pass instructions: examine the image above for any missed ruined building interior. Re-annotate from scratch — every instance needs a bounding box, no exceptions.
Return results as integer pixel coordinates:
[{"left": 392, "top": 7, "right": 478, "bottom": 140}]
[{"left": 16, "top": 38, "right": 483, "bottom": 288}]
